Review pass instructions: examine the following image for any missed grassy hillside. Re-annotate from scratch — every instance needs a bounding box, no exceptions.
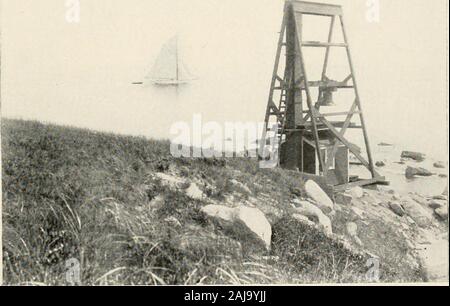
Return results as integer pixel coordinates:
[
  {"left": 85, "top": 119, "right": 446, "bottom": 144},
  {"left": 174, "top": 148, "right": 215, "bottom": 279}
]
[{"left": 2, "top": 119, "right": 423, "bottom": 285}]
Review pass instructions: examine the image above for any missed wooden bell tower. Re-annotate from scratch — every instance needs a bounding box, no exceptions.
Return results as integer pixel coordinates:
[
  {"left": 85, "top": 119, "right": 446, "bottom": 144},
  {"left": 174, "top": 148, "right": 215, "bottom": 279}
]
[{"left": 260, "top": 0, "right": 386, "bottom": 191}]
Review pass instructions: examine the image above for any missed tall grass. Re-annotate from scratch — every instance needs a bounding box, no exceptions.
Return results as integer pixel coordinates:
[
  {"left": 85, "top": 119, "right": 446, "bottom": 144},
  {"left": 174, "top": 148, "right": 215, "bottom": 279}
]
[{"left": 2, "top": 119, "right": 422, "bottom": 285}]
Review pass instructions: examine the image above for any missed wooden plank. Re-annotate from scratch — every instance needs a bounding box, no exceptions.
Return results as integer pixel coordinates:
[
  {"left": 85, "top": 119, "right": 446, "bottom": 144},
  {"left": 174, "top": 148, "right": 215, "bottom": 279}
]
[
  {"left": 303, "top": 81, "right": 353, "bottom": 88},
  {"left": 334, "top": 177, "right": 388, "bottom": 192},
  {"left": 290, "top": 1, "right": 343, "bottom": 16},
  {"left": 302, "top": 42, "right": 346, "bottom": 47},
  {"left": 301, "top": 121, "right": 360, "bottom": 128},
  {"left": 317, "top": 111, "right": 361, "bottom": 117}
]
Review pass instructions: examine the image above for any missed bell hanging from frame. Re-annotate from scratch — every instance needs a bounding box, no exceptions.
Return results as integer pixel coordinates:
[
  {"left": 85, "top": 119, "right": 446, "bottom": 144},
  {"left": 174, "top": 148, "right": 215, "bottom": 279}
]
[{"left": 318, "top": 90, "right": 335, "bottom": 107}]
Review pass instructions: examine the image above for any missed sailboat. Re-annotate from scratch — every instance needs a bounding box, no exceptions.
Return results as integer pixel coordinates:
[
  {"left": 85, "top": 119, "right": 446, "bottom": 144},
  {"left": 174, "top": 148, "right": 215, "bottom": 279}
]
[{"left": 144, "top": 36, "right": 196, "bottom": 86}]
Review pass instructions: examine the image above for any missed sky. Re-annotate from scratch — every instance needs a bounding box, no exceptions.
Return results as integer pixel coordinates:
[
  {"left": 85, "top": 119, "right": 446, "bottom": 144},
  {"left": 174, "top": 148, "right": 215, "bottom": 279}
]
[{"left": 1, "top": 0, "right": 448, "bottom": 160}]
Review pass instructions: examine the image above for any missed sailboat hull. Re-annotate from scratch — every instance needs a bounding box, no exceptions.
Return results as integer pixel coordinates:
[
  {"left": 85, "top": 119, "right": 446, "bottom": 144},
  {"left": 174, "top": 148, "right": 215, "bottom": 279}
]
[{"left": 152, "top": 79, "right": 191, "bottom": 86}]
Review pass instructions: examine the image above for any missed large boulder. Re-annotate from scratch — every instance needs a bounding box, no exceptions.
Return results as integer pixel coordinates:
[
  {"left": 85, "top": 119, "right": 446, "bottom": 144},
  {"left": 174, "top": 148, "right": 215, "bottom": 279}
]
[
  {"left": 304, "top": 180, "right": 334, "bottom": 213},
  {"left": 401, "top": 197, "right": 433, "bottom": 227},
  {"left": 292, "top": 200, "right": 333, "bottom": 236},
  {"left": 201, "top": 205, "right": 272, "bottom": 251},
  {"left": 405, "top": 166, "right": 433, "bottom": 179},
  {"left": 401, "top": 151, "right": 426, "bottom": 162}
]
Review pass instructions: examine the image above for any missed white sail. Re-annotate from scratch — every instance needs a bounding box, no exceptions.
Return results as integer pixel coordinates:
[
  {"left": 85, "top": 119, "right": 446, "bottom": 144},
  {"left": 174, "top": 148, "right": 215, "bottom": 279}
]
[
  {"left": 178, "top": 56, "right": 196, "bottom": 82},
  {"left": 146, "top": 36, "right": 196, "bottom": 85}
]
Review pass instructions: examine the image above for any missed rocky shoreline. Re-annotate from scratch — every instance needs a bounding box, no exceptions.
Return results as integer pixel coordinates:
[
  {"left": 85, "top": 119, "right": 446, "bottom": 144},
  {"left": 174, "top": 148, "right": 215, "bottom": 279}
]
[{"left": 155, "top": 163, "right": 448, "bottom": 282}]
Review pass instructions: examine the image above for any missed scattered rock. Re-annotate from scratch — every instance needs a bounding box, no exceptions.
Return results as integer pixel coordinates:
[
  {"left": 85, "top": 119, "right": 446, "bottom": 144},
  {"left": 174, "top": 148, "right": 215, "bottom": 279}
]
[
  {"left": 149, "top": 195, "right": 165, "bottom": 210},
  {"left": 292, "top": 200, "right": 333, "bottom": 236},
  {"left": 351, "top": 206, "right": 366, "bottom": 219},
  {"left": 346, "top": 222, "right": 362, "bottom": 246},
  {"left": 346, "top": 222, "right": 358, "bottom": 237},
  {"left": 401, "top": 151, "right": 426, "bottom": 162},
  {"left": 292, "top": 214, "right": 316, "bottom": 227},
  {"left": 185, "top": 182, "right": 204, "bottom": 200},
  {"left": 201, "top": 205, "right": 272, "bottom": 251},
  {"left": 289, "top": 186, "right": 303, "bottom": 197},
  {"left": 348, "top": 186, "right": 364, "bottom": 199},
  {"left": 378, "top": 142, "right": 393, "bottom": 147},
  {"left": 335, "top": 192, "right": 353, "bottom": 205},
  {"left": 433, "top": 161, "right": 446, "bottom": 169},
  {"left": 405, "top": 166, "right": 433, "bottom": 179},
  {"left": 230, "top": 179, "right": 252, "bottom": 194},
  {"left": 389, "top": 202, "right": 406, "bottom": 217},
  {"left": 435, "top": 206, "right": 448, "bottom": 221},
  {"left": 375, "top": 161, "right": 386, "bottom": 167},
  {"left": 155, "top": 172, "right": 185, "bottom": 187},
  {"left": 406, "top": 216, "right": 415, "bottom": 225},
  {"left": 304, "top": 180, "right": 334, "bottom": 214},
  {"left": 429, "top": 200, "right": 446, "bottom": 209},
  {"left": 401, "top": 197, "right": 433, "bottom": 227},
  {"left": 410, "top": 194, "right": 428, "bottom": 206},
  {"left": 432, "top": 195, "right": 447, "bottom": 201},
  {"left": 391, "top": 194, "right": 401, "bottom": 201}
]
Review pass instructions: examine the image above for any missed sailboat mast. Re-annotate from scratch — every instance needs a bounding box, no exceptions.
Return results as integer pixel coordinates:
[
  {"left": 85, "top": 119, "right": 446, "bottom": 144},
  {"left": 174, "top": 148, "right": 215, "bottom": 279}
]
[{"left": 175, "top": 36, "right": 179, "bottom": 81}]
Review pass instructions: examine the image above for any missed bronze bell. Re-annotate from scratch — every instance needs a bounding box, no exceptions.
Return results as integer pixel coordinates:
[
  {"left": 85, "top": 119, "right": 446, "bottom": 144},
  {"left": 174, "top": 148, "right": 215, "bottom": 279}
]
[{"left": 318, "top": 88, "right": 336, "bottom": 106}]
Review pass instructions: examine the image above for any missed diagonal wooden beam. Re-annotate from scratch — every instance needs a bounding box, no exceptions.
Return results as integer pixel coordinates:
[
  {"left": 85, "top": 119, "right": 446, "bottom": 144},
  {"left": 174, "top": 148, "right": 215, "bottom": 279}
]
[
  {"left": 342, "top": 74, "right": 353, "bottom": 84},
  {"left": 324, "top": 100, "right": 358, "bottom": 170},
  {"left": 311, "top": 108, "right": 381, "bottom": 177},
  {"left": 339, "top": 15, "right": 376, "bottom": 178}
]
